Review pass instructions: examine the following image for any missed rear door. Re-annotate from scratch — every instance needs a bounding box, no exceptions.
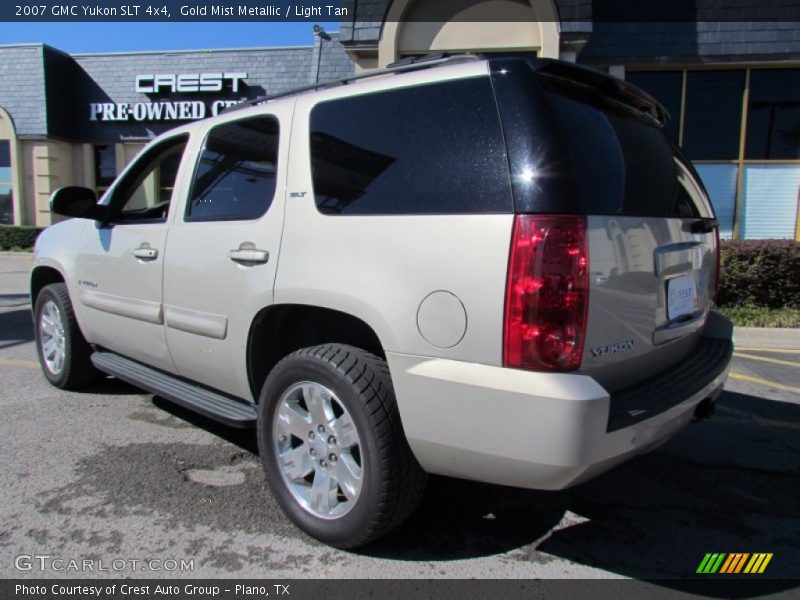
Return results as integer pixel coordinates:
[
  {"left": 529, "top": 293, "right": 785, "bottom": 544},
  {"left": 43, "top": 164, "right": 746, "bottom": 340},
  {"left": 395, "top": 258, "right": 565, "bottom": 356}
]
[
  {"left": 162, "top": 107, "right": 290, "bottom": 401},
  {"left": 491, "top": 59, "right": 719, "bottom": 392}
]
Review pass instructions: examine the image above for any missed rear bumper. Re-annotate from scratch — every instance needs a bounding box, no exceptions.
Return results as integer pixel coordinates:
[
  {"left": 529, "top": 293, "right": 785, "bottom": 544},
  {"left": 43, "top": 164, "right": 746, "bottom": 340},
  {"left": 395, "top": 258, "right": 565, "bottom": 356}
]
[{"left": 388, "top": 323, "right": 732, "bottom": 490}]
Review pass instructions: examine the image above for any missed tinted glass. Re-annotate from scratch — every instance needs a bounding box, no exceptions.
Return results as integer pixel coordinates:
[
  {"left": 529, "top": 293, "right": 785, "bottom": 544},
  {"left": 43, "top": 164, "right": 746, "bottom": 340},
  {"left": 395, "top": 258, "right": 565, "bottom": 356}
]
[
  {"left": 187, "top": 116, "right": 279, "bottom": 221},
  {"left": 625, "top": 71, "right": 682, "bottom": 141},
  {"left": 0, "top": 141, "right": 12, "bottom": 224},
  {"left": 309, "top": 77, "right": 512, "bottom": 215},
  {"left": 0, "top": 188, "right": 11, "bottom": 225},
  {"left": 539, "top": 85, "right": 713, "bottom": 219},
  {"left": 746, "top": 69, "right": 800, "bottom": 160},
  {"left": 94, "top": 145, "right": 117, "bottom": 188},
  {"left": 0, "top": 140, "right": 10, "bottom": 167},
  {"left": 116, "top": 139, "right": 187, "bottom": 223},
  {"left": 683, "top": 70, "right": 745, "bottom": 160}
]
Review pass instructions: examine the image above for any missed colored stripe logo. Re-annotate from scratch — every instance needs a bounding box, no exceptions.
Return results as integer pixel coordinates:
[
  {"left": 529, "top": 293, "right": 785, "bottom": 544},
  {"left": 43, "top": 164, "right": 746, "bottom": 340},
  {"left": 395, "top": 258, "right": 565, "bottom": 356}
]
[{"left": 697, "top": 553, "right": 773, "bottom": 574}]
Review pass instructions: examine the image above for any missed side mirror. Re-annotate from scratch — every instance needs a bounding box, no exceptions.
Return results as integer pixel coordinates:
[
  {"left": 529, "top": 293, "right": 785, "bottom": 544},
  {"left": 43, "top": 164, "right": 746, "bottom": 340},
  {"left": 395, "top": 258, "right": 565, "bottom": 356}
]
[{"left": 50, "top": 187, "right": 107, "bottom": 221}]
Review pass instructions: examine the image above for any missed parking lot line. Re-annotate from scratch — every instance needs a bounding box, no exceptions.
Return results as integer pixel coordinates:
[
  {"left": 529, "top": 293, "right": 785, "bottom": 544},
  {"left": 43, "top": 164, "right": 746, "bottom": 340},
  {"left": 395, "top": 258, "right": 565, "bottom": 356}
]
[
  {"left": 0, "top": 357, "right": 38, "bottom": 368},
  {"left": 729, "top": 372, "right": 800, "bottom": 395},
  {"left": 734, "top": 346, "right": 800, "bottom": 354},
  {"left": 733, "top": 352, "right": 800, "bottom": 368}
]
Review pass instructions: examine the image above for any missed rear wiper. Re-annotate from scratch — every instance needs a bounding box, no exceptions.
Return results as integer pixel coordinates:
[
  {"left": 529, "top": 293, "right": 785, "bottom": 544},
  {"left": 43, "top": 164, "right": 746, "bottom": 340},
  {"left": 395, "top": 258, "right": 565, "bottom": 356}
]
[{"left": 690, "top": 218, "right": 718, "bottom": 234}]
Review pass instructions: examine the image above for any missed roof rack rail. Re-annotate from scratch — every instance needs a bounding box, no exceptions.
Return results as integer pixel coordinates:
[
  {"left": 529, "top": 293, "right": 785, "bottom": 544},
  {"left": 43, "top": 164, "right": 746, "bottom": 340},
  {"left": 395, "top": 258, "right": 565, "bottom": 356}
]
[{"left": 219, "top": 53, "right": 482, "bottom": 115}]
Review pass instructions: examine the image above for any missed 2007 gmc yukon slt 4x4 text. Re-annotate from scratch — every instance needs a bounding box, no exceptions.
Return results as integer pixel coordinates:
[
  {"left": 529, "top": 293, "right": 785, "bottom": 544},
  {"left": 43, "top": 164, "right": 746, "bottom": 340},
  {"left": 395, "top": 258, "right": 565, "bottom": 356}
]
[{"left": 31, "top": 55, "right": 733, "bottom": 548}]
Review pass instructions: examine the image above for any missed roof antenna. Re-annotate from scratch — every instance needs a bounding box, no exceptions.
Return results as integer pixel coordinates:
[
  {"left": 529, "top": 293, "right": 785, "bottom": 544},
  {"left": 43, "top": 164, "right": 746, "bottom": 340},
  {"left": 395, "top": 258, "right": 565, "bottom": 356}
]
[{"left": 313, "top": 24, "right": 331, "bottom": 41}]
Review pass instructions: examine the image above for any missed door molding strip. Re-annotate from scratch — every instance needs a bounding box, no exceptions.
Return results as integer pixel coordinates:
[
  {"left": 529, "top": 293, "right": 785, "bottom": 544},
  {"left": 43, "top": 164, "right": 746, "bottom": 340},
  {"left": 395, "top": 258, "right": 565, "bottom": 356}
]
[{"left": 79, "top": 289, "right": 163, "bottom": 325}]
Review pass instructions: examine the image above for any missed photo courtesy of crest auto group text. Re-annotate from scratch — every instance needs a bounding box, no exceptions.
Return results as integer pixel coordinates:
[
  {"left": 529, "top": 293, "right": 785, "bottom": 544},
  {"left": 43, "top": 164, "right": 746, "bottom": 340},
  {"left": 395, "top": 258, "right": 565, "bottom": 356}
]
[{"left": 0, "top": 0, "right": 799, "bottom": 598}]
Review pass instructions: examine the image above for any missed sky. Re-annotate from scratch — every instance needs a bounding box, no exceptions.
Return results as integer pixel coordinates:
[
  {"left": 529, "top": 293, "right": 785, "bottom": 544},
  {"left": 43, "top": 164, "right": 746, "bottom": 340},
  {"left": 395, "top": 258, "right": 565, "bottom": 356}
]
[{"left": 0, "top": 22, "right": 339, "bottom": 53}]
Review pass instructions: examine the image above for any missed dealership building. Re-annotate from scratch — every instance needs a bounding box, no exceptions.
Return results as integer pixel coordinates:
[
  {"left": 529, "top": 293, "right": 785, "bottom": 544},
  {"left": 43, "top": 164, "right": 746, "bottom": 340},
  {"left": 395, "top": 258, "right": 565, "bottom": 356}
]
[{"left": 0, "top": 0, "right": 798, "bottom": 240}]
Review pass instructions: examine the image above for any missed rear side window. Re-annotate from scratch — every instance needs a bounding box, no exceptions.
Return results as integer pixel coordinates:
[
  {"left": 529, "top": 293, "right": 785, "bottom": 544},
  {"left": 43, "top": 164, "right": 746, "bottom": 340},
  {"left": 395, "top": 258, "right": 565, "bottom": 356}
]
[
  {"left": 309, "top": 77, "right": 512, "bottom": 215},
  {"left": 186, "top": 116, "right": 279, "bottom": 222}
]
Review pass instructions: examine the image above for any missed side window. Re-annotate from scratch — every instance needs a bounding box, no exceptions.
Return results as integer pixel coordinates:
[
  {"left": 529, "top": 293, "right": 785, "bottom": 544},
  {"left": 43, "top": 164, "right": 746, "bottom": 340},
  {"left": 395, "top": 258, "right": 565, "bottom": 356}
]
[
  {"left": 112, "top": 136, "right": 188, "bottom": 224},
  {"left": 186, "top": 116, "right": 279, "bottom": 222},
  {"left": 309, "top": 77, "right": 512, "bottom": 215}
]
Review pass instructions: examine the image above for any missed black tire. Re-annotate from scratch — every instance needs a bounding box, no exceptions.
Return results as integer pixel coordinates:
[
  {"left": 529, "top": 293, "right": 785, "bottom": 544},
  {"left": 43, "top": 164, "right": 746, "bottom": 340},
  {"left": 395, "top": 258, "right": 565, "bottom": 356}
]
[
  {"left": 257, "top": 344, "right": 427, "bottom": 548},
  {"left": 33, "top": 282, "right": 101, "bottom": 389}
]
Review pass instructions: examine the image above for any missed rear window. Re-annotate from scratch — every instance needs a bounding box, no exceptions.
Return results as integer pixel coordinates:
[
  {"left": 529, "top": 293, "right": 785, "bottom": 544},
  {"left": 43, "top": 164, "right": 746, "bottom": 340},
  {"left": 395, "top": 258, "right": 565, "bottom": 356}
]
[
  {"left": 489, "top": 58, "right": 715, "bottom": 219},
  {"left": 308, "top": 76, "right": 512, "bottom": 215},
  {"left": 541, "top": 81, "right": 714, "bottom": 219}
]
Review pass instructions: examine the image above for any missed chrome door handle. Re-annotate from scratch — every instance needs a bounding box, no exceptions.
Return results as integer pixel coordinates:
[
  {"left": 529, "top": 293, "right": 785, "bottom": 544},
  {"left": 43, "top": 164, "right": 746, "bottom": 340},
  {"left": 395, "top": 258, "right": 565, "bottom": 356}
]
[
  {"left": 229, "top": 243, "right": 269, "bottom": 264},
  {"left": 132, "top": 244, "right": 158, "bottom": 260}
]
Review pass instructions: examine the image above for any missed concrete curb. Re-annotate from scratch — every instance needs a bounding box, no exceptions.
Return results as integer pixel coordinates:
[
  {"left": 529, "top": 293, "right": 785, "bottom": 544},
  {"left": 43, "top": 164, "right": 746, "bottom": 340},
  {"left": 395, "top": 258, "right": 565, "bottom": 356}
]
[
  {"left": 0, "top": 251, "right": 34, "bottom": 257},
  {"left": 734, "top": 327, "right": 800, "bottom": 350}
]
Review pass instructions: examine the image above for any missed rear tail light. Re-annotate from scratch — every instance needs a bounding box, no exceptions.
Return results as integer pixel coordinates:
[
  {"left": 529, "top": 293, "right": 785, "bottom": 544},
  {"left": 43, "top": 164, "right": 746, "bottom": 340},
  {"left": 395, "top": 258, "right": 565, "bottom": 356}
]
[
  {"left": 503, "top": 214, "right": 589, "bottom": 371},
  {"left": 713, "top": 225, "right": 721, "bottom": 306}
]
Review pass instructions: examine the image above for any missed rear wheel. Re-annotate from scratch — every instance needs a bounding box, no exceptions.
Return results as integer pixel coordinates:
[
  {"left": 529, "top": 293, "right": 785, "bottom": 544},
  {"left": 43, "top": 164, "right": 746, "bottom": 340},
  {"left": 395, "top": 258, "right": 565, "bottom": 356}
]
[
  {"left": 257, "top": 344, "right": 426, "bottom": 548},
  {"left": 34, "top": 283, "right": 101, "bottom": 389}
]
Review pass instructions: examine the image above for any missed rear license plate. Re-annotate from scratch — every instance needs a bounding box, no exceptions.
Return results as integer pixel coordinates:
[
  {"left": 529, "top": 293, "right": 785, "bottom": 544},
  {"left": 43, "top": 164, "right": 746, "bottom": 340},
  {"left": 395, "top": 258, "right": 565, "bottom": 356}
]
[{"left": 667, "top": 275, "right": 697, "bottom": 320}]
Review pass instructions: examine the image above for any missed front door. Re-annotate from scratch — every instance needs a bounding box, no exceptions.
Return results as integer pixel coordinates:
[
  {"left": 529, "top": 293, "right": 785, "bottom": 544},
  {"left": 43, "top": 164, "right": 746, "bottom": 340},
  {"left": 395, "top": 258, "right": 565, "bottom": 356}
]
[
  {"left": 162, "top": 109, "right": 290, "bottom": 400},
  {"left": 76, "top": 135, "right": 191, "bottom": 372}
]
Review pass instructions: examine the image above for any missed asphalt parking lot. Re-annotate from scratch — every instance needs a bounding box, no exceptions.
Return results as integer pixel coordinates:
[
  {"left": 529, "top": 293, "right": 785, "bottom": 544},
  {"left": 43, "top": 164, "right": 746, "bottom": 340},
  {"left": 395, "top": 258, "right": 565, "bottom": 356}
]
[{"left": 0, "top": 252, "right": 798, "bottom": 586}]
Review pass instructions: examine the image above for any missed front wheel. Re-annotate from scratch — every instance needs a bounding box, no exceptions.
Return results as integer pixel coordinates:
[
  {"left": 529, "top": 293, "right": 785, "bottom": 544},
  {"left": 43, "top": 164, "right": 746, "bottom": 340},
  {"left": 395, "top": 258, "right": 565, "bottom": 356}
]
[
  {"left": 257, "top": 344, "right": 426, "bottom": 548},
  {"left": 33, "top": 283, "right": 101, "bottom": 389}
]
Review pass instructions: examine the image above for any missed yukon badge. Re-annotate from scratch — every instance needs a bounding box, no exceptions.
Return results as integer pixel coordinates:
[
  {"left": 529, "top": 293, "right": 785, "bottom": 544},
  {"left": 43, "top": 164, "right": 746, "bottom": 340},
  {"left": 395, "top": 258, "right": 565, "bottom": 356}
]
[{"left": 591, "top": 340, "right": 634, "bottom": 357}]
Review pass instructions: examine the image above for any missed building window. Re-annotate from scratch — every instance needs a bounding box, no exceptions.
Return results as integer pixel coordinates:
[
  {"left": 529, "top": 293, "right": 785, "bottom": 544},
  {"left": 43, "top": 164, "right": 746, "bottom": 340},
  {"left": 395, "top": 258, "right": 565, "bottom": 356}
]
[
  {"left": 627, "top": 67, "right": 800, "bottom": 240},
  {"left": 94, "top": 145, "right": 117, "bottom": 193},
  {"left": 0, "top": 140, "right": 12, "bottom": 225},
  {"left": 693, "top": 164, "right": 737, "bottom": 239},
  {"left": 625, "top": 71, "right": 682, "bottom": 142},
  {"left": 742, "top": 165, "right": 800, "bottom": 239},
  {"left": 746, "top": 69, "right": 800, "bottom": 160},
  {"left": 683, "top": 70, "right": 745, "bottom": 161}
]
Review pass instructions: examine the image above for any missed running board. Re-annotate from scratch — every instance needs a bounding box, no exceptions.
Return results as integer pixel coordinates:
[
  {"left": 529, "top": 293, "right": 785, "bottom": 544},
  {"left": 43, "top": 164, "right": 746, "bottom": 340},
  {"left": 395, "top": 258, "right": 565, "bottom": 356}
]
[{"left": 91, "top": 351, "right": 256, "bottom": 428}]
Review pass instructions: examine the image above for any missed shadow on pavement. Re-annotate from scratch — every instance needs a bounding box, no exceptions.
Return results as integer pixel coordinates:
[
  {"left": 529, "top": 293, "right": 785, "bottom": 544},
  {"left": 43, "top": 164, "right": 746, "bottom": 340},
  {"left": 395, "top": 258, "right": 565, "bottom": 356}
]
[
  {"left": 0, "top": 307, "right": 34, "bottom": 350},
  {"left": 151, "top": 395, "right": 259, "bottom": 455},
  {"left": 0, "top": 292, "right": 30, "bottom": 308},
  {"left": 43, "top": 329, "right": 797, "bottom": 596},
  {"left": 359, "top": 390, "right": 799, "bottom": 596},
  {"left": 80, "top": 376, "right": 143, "bottom": 396}
]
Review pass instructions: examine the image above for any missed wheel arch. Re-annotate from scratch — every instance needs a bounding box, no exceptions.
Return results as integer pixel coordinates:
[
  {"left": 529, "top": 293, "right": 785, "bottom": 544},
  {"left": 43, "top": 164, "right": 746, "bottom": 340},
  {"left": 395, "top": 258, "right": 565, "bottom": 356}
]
[
  {"left": 30, "top": 265, "right": 66, "bottom": 308},
  {"left": 246, "top": 304, "right": 387, "bottom": 401}
]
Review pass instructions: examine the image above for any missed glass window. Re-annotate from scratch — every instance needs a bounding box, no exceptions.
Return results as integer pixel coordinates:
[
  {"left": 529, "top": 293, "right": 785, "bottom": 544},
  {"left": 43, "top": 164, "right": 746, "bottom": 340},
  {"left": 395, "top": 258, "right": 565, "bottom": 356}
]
[
  {"left": 683, "top": 70, "right": 745, "bottom": 160},
  {"left": 111, "top": 136, "right": 188, "bottom": 223},
  {"left": 745, "top": 69, "right": 800, "bottom": 160},
  {"left": 186, "top": 116, "right": 279, "bottom": 222},
  {"left": 741, "top": 165, "right": 800, "bottom": 239},
  {"left": 535, "top": 82, "right": 713, "bottom": 219},
  {"left": 309, "top": 77, "right": 512, "bottom": 215},
  {"left": 94, "top": 145, "right": 117, "bottom": 190},
  {"left": 625, "top": 71, "right": 683, "bottom": 141},
  {"left": 0, "top": 140, "right": 11, "bottom": 225},
  {"left": 694, "top": 164, "right": 738, "bottom": 239}
]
